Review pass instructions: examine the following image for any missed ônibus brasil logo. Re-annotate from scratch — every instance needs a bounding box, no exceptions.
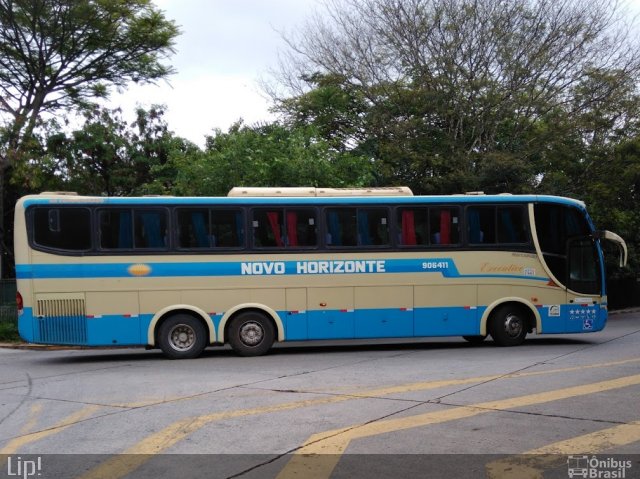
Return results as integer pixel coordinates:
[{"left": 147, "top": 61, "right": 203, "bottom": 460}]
[{"left": 567, "top": 455, "right": 632, "bottom": 478}]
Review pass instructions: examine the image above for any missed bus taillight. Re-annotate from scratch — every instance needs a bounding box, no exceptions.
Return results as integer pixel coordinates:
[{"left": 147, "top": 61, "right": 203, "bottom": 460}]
[{"left": 16, "top": 292, "right": 23, "bottom": 315}]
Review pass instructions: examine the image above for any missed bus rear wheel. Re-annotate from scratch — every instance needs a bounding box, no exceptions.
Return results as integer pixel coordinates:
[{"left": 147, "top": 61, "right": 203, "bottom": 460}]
[
  {"left": 489, "top": 304, "right": 528, "bottom": 346},
  {"left": 228, "top": 311, "right": 275, "bottom": 357},
  {"left": 158, "top": 314, "right": 208, "bottom": 359}
]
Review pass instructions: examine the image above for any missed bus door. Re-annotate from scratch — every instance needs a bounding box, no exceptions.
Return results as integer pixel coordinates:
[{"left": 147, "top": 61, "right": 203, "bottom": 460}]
[
  {"left": 565, "top": 236, "right": 604, "bottom": 333},
  {"left": 534, "top": 203, "right": 609, "bottom": 333}
]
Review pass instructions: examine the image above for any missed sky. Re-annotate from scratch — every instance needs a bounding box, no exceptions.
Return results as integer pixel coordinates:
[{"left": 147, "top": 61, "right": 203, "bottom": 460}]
[
  {"left": 109, "top": 0, "right": 320, "bottom": 146},
  {"left": 109, "top": 0, "right": 640, "bottom": 147}
]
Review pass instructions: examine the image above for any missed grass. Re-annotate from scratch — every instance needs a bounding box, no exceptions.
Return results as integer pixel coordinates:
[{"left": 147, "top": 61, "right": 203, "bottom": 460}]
[{"left": 0, "top": 320, "right": 20, "bottom": 342}]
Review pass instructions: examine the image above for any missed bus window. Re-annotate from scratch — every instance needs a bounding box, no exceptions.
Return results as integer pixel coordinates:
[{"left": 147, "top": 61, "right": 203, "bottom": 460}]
[
  {"left": 326, "top": 208, "right": 389, "bottom": 247},
  {"left": 213, "top": 210, "right": 244, "bottom": 247},
  {"left": 359, "top": 209, "right": 389, "bottom": 246},
  {"left": 134, "top": 210, "right": 167, "bottom": 248},
  {"left": 100, "top": 209, "right": 168, "bottom": 250},
  {"left": 430, "top": 207, "right": 460, "bottom": 245},
  {"left": 568, "top": 237, "right": 600, "bottom": 294},
  {"left": 497, "top": 206, "right": 527, "bottom": 243},
  {"left": 33, "top": 207, "right": 91, "bottom": 251},
  {"left": 468, "top": 205, "right": 527, "bottom": 245},
  {"left": 178, "top": 208, "right": 209, "bottom": 247},
  {"left": 100, "top": 209, "right": 132, "bottom": 249},
  {"left": 177, "top": 209, "right": 244, "bottom": 249},
  {"left": 535, "top": 203, "right": 592, "bottom": 286},
  {"left": 468, "top": 206, "right": 496, "bottom": 244},
  {"left": 253, "top": 208, "right": 317, "bottom": 248},
  {"left": 285, "top": 209, "right": 317, "bottom": 247},
  {"left": 398, "top": 207, "right": 460, "bottom": 246},
  {"left": 398, "top": 208, "right": 428, "bottom": 246}
]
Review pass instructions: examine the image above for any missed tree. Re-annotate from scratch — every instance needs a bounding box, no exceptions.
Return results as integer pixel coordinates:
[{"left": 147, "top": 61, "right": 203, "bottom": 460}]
[
  {"left": 23, "top": 105, "right": 189, "bottom": 196},
  {"left": 0, "top": 0, "right": 178, "bottom": 151},
  {"left": 0, "top": 0, "right": 179, "bottom": 275},
  {"left": 273, "top": 0, "right": 640, "bottom": 193},
  {"left": 147, "top": 121, "right": 374, "bottom": 196}
]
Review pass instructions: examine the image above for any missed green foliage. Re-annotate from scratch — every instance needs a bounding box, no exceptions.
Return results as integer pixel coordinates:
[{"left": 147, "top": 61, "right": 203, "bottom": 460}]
[
  {"left": 20, "top": 105, "right": 188, "bottom": 197},
  {"left": 0, "top": 320, "right": 19, "bottom": 342},
  {"left": 150, "top": 121, "right": 374, "bottom": 196},
  {"left": 0, "top": 0, "right": 179, "bottom": 152},
  {"left": 275, "top": 0, "right": 640, "bottom": 193}
]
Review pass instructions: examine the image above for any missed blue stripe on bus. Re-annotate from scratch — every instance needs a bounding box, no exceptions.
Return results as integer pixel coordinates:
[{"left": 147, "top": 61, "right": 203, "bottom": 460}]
[
  {"left": 15, "top": 259, "right": 549, "bottom": 282},
  {"left": 17, "top": 304, "right": 607, "bottom": 347}
]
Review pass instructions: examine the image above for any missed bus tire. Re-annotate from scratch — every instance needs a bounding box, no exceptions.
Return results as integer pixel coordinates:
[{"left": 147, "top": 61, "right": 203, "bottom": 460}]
[
  {"left": 462, "top": 335, "right": 487, "bottom": 344},
  {"left": 488, "top": 304, "right": 528, "bottom": 347},
  {"left": 228, "top": 311, "right": 275, "bottom": 357},
  {"left": 158, "top": 314, "right": 208, "bottom": 359}
]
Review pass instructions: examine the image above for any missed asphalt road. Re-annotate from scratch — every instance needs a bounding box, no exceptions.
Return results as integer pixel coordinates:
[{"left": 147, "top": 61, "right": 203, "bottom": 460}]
[{"left": 0, "top": 312, "right": 639, "bottom": 479}]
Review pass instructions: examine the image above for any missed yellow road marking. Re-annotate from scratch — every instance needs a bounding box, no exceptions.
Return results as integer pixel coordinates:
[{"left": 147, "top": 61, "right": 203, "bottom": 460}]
[
  {"left": 20, "top": 404, "right": 42, "bottom": 436},
  {"left": 277, "top": 374, "right": 640, "bottom": 479},
  {"left": 485, "top": 420, "right": 640, "bottom": 479},
  {"left": 0, "top": 405, "right": 100, "bottom": 455},
  {"left": 79, "top": 357, "right": 640, "bottom": 479}
]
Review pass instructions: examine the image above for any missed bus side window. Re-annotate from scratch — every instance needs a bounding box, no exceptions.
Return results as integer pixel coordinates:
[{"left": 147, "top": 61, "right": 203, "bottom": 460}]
[
  {"left": 286, "top": 209, "right": 317, "bottom": 247},
  {"left": 430, "top": 207, "right": 459, "bottom": 245},
  {"left": 358, "top": 208, "right": 389, "bottom": 246},
  {"left": 253, "top": 210, "right": 284, "bottom": 247},
  {"left": 99, "top": 209, "right": 133, "bottom": 249},
  {"left": 326, "top": 209, "right": 356, "bottom": 246},
  {"left": 33, "top": 207, "right": 91, "bottom": 251},
  {"left": 134, "top": 210, "right": 167, "bottom": 249},
  {"left": 498, "top": 206, "right": 527, "bottom": 243},
  {"left": 212, "top": 209, "right": 244, "bottom": 248},
  {"left": 177, "top": 209, "right": 209, "bottom": 248},
  {"left": 252, "top": 209, "right": 315, "bottom": 248},
  {"left": 399, "top": 208, "right": 427, "bottom": 246},
  {"left": 468, "top": 206, "right": 495, "bottom": 244},
  {"left": 327, "top": 208, "right": 388, "bottom": 247}
]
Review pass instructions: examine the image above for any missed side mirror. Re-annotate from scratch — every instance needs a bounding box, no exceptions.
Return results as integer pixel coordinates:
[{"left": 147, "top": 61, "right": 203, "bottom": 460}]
[{"left": 594, "top": 231, "right": 628, "bottom": 267}]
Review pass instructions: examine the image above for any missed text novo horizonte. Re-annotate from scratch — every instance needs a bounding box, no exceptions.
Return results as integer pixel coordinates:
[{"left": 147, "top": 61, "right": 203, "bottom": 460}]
[{"left": 241, "top": 260, "right": 386, "bottom": 275}]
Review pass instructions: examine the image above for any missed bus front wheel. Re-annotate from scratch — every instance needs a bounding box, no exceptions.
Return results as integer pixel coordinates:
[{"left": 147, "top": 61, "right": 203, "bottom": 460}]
[
  {"left": 488, "top": 304, "right": 528, "bottom": 347},
  {"left": 158, "top": 314, "right": 208, "bottom": 359},
  {"left": 228, "top": 311, "right": 275, "bottom": 357}
]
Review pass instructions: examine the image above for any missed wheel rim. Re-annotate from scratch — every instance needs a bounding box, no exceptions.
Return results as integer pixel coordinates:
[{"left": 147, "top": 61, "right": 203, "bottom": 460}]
[
  {"left": 168, "top": 324, "right": 196, "bottom": 351},
  {"left": 239, "top": 321, "right": 264, "bottom": 347},
  {"left": 503, "top": 313, "right": 524, "bottom": 338}
]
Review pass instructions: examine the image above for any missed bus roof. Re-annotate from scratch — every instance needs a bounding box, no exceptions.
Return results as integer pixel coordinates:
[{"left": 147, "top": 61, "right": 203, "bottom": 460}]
[
  {"left": 17, "top": 191, "right": 587, "bottom": 209},
  {"left": 228, "top": 186, "right": 414, "bottom": 197}
]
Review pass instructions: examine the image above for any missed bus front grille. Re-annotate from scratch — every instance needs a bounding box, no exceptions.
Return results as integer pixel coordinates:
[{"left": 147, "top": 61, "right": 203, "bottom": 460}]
[{"left": 35, "top": 298, "right": 87, "bottom": 345}]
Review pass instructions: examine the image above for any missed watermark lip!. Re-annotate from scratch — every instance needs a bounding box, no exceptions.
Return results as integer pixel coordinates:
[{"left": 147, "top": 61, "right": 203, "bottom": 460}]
[
  {"left": 6, "top": 456, "right": 42, "bottom": 479},
  {"left": 567, "top": 455, "right": 633, "bottom": 478}
]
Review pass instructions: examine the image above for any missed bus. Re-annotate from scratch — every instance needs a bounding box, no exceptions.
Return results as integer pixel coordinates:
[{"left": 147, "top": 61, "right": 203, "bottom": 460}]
[{"left": 14, "top": 187, "right": 627, "bottom": 359}]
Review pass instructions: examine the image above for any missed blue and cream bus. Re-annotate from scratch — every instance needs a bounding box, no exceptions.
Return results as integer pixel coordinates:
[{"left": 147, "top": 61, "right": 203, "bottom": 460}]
[{"left": 14, "top": 187, "right": 627, "bottom": 358}]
